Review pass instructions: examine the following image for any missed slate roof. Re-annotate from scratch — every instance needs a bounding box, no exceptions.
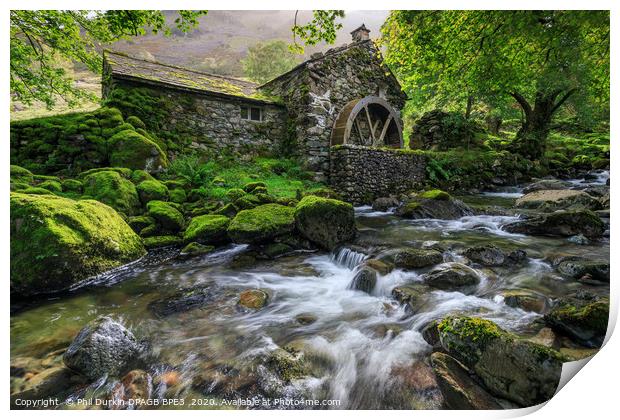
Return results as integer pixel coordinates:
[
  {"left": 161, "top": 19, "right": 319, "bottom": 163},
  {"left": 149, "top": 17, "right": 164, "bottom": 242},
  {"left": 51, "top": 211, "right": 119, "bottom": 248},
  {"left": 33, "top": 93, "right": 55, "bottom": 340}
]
[{"left": 104, "top": 50, "right": 280, "bottom": 104}]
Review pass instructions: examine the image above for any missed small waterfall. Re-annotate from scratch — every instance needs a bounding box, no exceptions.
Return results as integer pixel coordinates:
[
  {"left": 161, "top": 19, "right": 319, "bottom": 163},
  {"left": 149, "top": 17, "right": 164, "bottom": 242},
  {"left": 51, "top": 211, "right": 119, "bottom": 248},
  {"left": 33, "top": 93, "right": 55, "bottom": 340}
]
[{"left": 332, "top": 247, "right": 367, "bottom": 270}]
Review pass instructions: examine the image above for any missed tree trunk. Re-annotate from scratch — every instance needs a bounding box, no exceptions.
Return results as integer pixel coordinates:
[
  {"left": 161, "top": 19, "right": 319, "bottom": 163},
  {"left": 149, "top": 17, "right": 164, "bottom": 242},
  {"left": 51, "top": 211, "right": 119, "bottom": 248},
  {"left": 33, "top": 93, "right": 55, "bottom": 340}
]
[
  {"left": 465, "top": 95, "right": 474, "bottom": 119},
  {"left": 508, "top": 89, "right": 577, "bottom": 160}
]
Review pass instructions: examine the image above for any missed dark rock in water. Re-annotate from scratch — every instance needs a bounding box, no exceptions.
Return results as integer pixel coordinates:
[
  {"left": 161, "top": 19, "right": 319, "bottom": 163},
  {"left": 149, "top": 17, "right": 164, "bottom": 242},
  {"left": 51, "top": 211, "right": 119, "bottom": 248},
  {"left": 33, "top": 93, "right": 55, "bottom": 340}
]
[
  {"left": 464, "top": 245, "right": 526, "bottom": 266},
  {"left": 430, "top": 352, "right": 502, "bottom": 410},
  {"left": 437, "top": 316, "right": 564, "bottom": 407},
  {"left": 421, "top": 320, "right": 442, "bottom": 350},
  {"left": 567, "top": 234, "right": 590, "bottom": 245},
  {"left": 522, "top": 179, "right": 570, "bottom": 194},
  {"left": 294, "top": 196, "right": 356, "bottom": 251},
  {"left": 544, "top": 292, "right": 609, "bottom": 347},
  {"left": 423, "top": 263, "right": 479, "bottom": 291},
  {"left": 148, "top": 289, "right": 215, "bottom": 317},
  {"left": 180, "top": 242, "right": 215, "bottom": 257},
  {"left": 396, "top": 191, "right": 473, "bottom": 220},
  {"left": 500, "top": 289, "right": 549, "bottom": 313},
  {"left": 372, "top": 196, "right": 400, "bottom": 211},
  {"left": 503, "top": 210, "right": 604, "bottom": 239},
  {"left": 515, "top": 189, "right": 601, "bottom": 211},
  {"left": 392, "top": 248, "right": 443, "bottom": 269},
  {"left": 364, "top": 258, "right": 393, "bottom": 275},
  {"left": 556, "top": 258, "right": 609, "bottom": 282},
  {"left": 599, "top": 192, "right": 610, "bottom": 208},
  {"left": 583, "top": 185, "right": 609, "bottom": 198},
  {"left": 392, "top": 283, "right": 430, "bottom": 310},
  {"left": 63, "top": 316, "right": 141, "bottom": 381},
  {"left": 295, "top": 313, "right": 317, "bottom": 325},
  {"left": 350, "top": 266, "right": 378, "bottom": 293}
]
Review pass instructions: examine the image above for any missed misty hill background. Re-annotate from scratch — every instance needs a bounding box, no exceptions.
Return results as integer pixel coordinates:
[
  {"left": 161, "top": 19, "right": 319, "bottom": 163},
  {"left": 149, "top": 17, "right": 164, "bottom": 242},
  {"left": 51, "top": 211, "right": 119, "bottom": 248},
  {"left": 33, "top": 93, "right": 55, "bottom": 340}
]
[{"left": 112, "top": 10, "right": 389, "bottom": 77}]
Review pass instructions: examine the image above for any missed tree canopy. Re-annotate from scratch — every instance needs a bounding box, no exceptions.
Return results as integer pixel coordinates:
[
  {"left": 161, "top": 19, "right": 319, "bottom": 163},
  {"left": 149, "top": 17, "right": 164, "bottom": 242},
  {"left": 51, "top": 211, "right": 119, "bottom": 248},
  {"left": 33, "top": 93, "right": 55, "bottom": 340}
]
[
  {"left": 242, "top": 40, "right": 300, "bottom": 84},
  {"left": 10, "top": 10, "right": 207, "bottom": 108}
]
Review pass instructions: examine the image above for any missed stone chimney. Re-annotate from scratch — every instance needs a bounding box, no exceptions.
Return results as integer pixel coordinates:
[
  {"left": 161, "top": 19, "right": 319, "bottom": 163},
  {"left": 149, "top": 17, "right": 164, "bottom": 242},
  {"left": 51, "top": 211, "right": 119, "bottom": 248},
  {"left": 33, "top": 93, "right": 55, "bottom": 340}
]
[{"left": 351, "top": 24, "right": 370, "bottom": 42}]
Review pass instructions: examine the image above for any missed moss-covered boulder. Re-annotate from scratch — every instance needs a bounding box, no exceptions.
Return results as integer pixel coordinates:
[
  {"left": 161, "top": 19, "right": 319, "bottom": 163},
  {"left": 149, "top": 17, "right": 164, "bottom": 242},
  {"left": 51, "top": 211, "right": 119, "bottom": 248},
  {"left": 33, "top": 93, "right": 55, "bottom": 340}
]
[
  {"left": 396, "top": 190, "right": 473, "bottom": 220},
  {"left": 227, "top": 204, "right": 295, "bottom": 244},
  {"left": 143, "top": 235, "right": 183, "bottom": 250},
  {"left": 127, "top": 215, "right": 156, "bottom": 234},
  {"left": 503, "top": 210, "right": 604, "bottom": 238},
  {"left": 294, "top": 196, "right": 356, "bottom": 250},
  {"left": 184, "top": 214, "right": 230, "bottom": 244},
  {"left": 392, "top": 248, "right": 443, "bottom": 269},
  {"left": 169, "top": 188, "right": 187, "bottom": 204},
  {"left": 61, "top": 179, "right": 83, "bottom": 194},
  {"left": 82, "top": 170, "right": 140, "bottom": 215},
  {"left": 544, "top": 292, "right": 609, "bottom": 347},
  {"left": 108, "top": 129, "right": 168, "bottom": 172},
  {"left": 437, "top": 316, "right": 564, "bottom": 407},
  {"left": 10, "top": 165, "right": 34, "bottom": 184},
  {"left": 10, "top": 193, "right": 145, "bottom": 296},
  {"left": 242, "top": 181, "right": 267, "bottom": 193},
  {"left": 349, "top": 266, "right": 377, "bottom": 293},
  {"left": 225, "top": 188, "right": 246, "bottom": 202},
  {"left": 136, "top": 179, "right": 169, "bottom": 204},
  {"left": 234, "top": 194, "right": 261, "bottom": 210},
  {"left": 180, "top": 242, "right": 215, "bottom": 257},
  {"left": 146, "top": 200, "right": 185, "bottom": 232}
]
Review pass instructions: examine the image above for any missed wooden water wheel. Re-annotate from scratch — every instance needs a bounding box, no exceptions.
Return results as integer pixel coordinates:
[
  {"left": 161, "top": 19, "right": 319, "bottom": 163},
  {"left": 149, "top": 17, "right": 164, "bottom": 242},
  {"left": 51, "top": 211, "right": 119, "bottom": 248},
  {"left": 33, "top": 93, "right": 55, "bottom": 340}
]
[{"left": 331, "top": 96, "right": 403, "bottom": 148}]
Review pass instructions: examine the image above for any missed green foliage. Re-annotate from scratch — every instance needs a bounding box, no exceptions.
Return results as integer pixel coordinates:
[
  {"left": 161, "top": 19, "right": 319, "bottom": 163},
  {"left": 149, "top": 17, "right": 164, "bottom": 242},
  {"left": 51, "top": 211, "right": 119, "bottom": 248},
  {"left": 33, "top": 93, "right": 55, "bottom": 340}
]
[
  {"left": 290, "top": 10, "right": 345, "bottom": 53},
  {"left": 242, "top": 40, "right": 300, "bottom": 84},
  {"left": 382, "top": 11, "right": 610, "bottom": 129},
  {"left": 10, "top": 10, "right": 207, "bottom": 108}
]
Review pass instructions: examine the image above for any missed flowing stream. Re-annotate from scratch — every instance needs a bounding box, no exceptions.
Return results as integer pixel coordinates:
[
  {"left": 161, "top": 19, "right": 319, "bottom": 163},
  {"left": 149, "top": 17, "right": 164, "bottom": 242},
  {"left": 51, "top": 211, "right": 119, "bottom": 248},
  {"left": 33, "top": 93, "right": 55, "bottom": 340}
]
[{"left": 10, "top": 174, "right": 610, "bottom": 409}]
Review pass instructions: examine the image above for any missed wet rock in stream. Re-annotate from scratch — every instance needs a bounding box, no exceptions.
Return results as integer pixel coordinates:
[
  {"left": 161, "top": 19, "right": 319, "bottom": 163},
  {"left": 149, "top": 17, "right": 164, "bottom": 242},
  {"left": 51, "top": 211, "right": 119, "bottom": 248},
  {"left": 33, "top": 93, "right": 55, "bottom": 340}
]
[
  {"left": 148, "top": 288, "right": 216, "bottom": 317},
  {"left": 350, "top": 266, "right": 378, "bottom": 293},
  {"left": 391, "top": 248, "right": 444, "bottom": 269},
  {"left": 516, "top": 189, "right": 601, "bottom": 211},
  {"left": 63, "top": 316, "right": 143, "bottom": 381},
  {"left": 503, "top": 209, "right": 605, "bottom": 239},
  {"left": 423, "top": 263, "right": 480, "bottom": 292},
  {"left": 463, "top": 245, "right": 526, "bottom": 267}
]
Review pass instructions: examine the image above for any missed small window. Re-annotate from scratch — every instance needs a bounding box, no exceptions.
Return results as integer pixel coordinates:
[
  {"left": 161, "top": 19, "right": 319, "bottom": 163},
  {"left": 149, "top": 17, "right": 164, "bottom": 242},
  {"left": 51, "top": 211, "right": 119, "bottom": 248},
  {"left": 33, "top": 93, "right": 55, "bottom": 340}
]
[{"left": 240, "top": 106, "right": 263, "bottom": 121}]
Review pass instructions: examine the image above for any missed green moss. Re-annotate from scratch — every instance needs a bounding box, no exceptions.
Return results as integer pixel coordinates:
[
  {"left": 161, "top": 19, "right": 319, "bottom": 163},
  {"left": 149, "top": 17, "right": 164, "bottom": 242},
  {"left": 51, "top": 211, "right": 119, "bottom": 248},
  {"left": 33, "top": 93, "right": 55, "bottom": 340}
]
[
  {"left": 169, "top": 188, "right": 187, "bottom": 204},
  {"left": 438, "top": 316, "right": 502, "bottom": 343},
  {"left": 37, "top": 180, "right": 62, "bottom": 193},
  {"left": 130, "top": 169, "right": 155, "bottom": 184},
  {"left": 181, "top": 242, "right": 215, "bottom": 256},
  {"left": 419, "top": 189, "right": 451, "bottom": 201},
  {"left": 213, "top": 202, "right": 238, "bottom": 217},
  {"left": 266, "top": 348, "right": 308, "bottom": 382},
  {"left": 294, "top": 195, "right": 356, "bottom": 250},
  {"left": 234, "top": 194, "right": 261, "bottom": 210},
  {"left": 10, "top": 165, "right": 34, "bottom": 183},
  {"left": 184, "top": 214, "right": 230, "bottom": 244},
  {"left": 17, "top": 187, "right": 56, "bottom": 195},
  {"left": 225, "top": 188, "right": 246, "bottom": 202},
  {"left": 243, "top": 181, "right": 267, "bottom": 193},
  {"left": 147, "top": 200, "right": 185, "bottom": 232},
  {"left": 136, "top": 179, "right": 169, "bottom": 204},
  {"left": 227, "top": 204, "right": 295, "bottom": 244},
  {"left": 125, "top": 115, "right": 146, "bottom": 130},
  {"left": 10, "top": 193, "right": 145, "bottom": 296},
  {"left": 211, "top": 176, "right": 226, "bottom": 187},
  {"left": 143, "top": 235, "right": 183, "bottom": 250},
  {"left": 78, "top": 167, "right": 132, "bottom": 179},
  {"left": 108, "top": 129, "right": 168, "bottom": 171},
  {"left": 302, "top": 187, "right": 342, "bottom": 200},
  {"left": 61, "top": 179, "right": 83, "bottom": 194},
  {"left": 82, "top": 170, "right": 140, "bottom": 215},
  {"left": 127, "top": 215, "right": 156, "bottom": 234}
]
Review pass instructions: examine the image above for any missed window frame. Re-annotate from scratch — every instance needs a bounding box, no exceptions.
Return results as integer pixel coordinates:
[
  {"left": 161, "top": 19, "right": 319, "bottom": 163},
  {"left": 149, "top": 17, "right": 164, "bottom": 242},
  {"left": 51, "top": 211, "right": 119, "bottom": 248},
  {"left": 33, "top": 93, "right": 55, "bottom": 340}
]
[{"left": 240, "top": 105, "right": 264, "bottom": 122}]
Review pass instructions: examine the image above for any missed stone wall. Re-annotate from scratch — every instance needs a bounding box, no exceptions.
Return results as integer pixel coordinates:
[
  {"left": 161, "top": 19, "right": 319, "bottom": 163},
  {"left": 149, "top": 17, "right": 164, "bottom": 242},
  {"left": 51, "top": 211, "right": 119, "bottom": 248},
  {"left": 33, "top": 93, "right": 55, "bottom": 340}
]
[
  {"left": 260, "top": 40, "right": 407, "bottom": 180},
  {"left": 105, "top": 79, "right": 288, "bottom": 155},
  {"left": 329, "top": 145, "right": 427, "bottom": 205}
]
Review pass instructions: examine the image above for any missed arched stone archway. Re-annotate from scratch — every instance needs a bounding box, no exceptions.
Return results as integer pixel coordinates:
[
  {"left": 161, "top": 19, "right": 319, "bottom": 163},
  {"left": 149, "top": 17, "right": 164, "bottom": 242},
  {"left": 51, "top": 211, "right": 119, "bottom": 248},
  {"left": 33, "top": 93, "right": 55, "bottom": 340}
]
[{"left": 330, "top": 96, "right": 403, "bottom": 148}]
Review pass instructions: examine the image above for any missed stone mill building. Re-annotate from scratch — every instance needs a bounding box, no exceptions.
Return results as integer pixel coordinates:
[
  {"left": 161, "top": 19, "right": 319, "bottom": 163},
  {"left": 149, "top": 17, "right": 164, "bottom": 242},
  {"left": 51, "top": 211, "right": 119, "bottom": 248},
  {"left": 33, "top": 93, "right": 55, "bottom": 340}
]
[{"left": 103, "top": 25, "right": 426, "bottom": 203}]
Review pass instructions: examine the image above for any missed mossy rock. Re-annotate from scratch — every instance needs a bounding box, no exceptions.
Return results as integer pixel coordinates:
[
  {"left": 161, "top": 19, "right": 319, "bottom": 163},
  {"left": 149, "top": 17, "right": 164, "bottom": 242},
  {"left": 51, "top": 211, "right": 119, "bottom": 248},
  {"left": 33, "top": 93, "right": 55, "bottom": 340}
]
[
  {"left": 127, "top": 215, "right": 156, "bottom": 234},
  {"left": 169, "top": 188, "right": 187, "bottom": 204},
  {"left": 392, "top": 248, "right": 443, "bottom": 269},
  {"left": 82, "top": 170, "right": 141, "bottom": 215},
  {"left": 302, "top": 187, "right": 342, "bottom": 200},
  {"left": 294, "top": 196, "right": 356, "bottom": 251},
  {"left": 147, "top": 200, "right": 185, "bottom": 232},
  {"left": 225, "top": 188, "right": 246, "bottom": 202},
  {"left": 163, "top": 179, "right": 188, "bottom": 190},
  {"left": 78, "top": 167, "right": 132, "bottom": 179},
  {"left": 184, "top": 214, "right": 230, "bottom": 244},
  {"left": 180, "top": 242, "right": 215, "bottom": 257},
  {"left": 234, "top": 194, "right": 261, "bottom": 210},
  {"left": 17, "top": 187, "right": 56, "bottom": 195},
  {"left": 242, "top": 181, "right": 267, "bottom": 193},
  {"left": 61, "top": 179, "right": 83, "bottom": 194},
  {"left": 227, "top": 204, "right": 296, "bottom": 244},
  {"left": 10, "top": 165, "right": 34, "bottom": 184},
  {"left": 37, "top": 180, "right": 62, "bottom": 193},
  {"left": 108, "top": 129, "right": 168, "bottom": 172},
  {"left": 10, "top": 193, "right": 145, "bottom": 296},
  {"left": 213, "top": 202, "right": 238, "bottom": 217},
  {"left": 419, "top": 189, "right": 451, "bottom": 201},
  {"left": 265, "top": 348, "right": 308, "bottom": 382},
  {"left": 125, "top": 115, "right": 146, "bottom": 130},
  {"left": 211, "top": 177, "right": 226, "bottom": 187},
  {"left": 437, "top": 316, "right": 564, "bottom": 407},
  {"left": 143, "top": 235, "right": 183, "bottom": 250},
  {"left": 130, "top": 169, "right": 155, "bottom": 184},
  {"left": 136, "top": 180, "right": 169, "bottom": 204}
]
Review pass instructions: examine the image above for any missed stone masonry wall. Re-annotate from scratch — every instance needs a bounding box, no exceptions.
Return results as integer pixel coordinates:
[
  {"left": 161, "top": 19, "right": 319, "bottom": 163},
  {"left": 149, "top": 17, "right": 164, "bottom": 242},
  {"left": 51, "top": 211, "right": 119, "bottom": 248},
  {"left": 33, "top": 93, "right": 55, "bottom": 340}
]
[
  {"left": 106, "top": 79, "right": 288, "bottom": 155},
  {"left": 330, "top": 145, "right": 427, "bottom": 205},
  {"left": 260, "top": 40, "right": 407, "bottom": 180}
]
